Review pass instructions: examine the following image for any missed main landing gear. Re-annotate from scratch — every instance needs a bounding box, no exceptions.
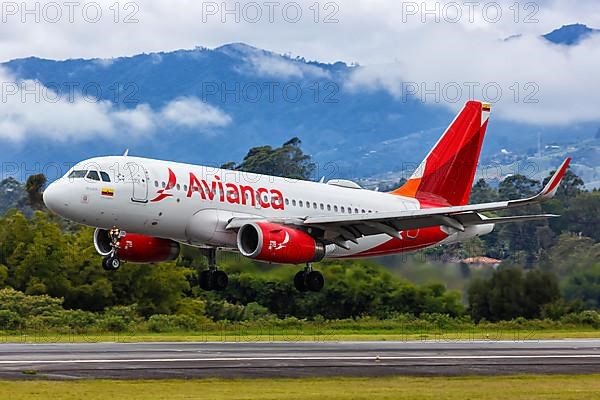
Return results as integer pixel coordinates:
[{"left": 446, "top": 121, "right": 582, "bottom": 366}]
[
  {"left": 102, "top": 227, "right": 122, "bottom": 272},
  {"left": 294, "top": 263, "right": 324, "bottom": 292},
  {"left": 199, "top": 248, "right": 228, "bottom": 291}
]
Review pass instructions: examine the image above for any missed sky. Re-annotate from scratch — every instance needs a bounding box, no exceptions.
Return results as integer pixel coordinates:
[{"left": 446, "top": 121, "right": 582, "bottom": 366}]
[{"left": 0, "top": 0, "right": 599, "bottom": 130}]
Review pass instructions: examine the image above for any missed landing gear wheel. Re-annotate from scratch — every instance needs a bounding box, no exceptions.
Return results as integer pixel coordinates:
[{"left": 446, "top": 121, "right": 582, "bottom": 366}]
[
  {"left": 306, "top": 271, "right": 324, "bottom": 292},
  {"left": 294, "top": 271, "right": 308, "bottom": 292},
  {"left": 102, "top": 256, "right": 121, "bottom": 271},
  {"left": 198, "top": 248, "right": 228, "bottom": 291},
  {"left": 199, "top": 270, "right": 212, "bottom": 291},
  {"left": 294, "top": 264, "right": 324, "bottom": 292},
  {"left": 102, "top": 257, "right": 112, "bottom": 271},
  {"left": 211, "top": 270, "right": 229, "bottom": 291}
]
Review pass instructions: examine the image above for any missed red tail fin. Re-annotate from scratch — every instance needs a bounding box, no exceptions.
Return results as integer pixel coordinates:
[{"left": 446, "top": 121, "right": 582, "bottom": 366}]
[{"left": 391, "top": 101, "right": 490, "bottom": 206}]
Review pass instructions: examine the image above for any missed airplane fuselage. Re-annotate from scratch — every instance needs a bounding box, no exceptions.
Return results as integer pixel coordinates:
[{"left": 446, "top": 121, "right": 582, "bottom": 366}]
[{"left": 43, "top": 155, "right": 491, "bottom": 259}]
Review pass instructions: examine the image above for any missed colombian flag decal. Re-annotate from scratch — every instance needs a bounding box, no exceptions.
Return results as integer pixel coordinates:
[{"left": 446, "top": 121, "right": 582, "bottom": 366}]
[
  {"left": 482, "top": 103, "right": 491, "bottom": 112},
  {"left": 101, "top": 188, "right": 114, "bottom": 197}
]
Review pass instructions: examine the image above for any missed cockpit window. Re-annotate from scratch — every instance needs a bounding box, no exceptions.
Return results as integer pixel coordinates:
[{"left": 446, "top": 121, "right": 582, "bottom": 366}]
[
  {"left": 68, "top": 170, "right": 87, "bottom": 178},
  {"left": 86, "top": 171, "right": 101, "bottom": 181},
  {"left": 100, "top": 171, "right": 111, "bottom": 182}
]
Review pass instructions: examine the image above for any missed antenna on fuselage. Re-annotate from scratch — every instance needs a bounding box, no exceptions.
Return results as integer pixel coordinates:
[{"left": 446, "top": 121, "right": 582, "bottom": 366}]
[{"left": 122, "top": 149, "right": 129, "bottom": 157}]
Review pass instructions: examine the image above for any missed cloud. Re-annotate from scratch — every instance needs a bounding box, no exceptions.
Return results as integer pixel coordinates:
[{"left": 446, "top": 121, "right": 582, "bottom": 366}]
[
  {"left": 345, "top": 26, "right": 600, "bottom": 125},
  {"left": 161, "top": 97, "right": 232, "bottom": 128},
  {"left": 0, "top": 1, "right": 599, "bottom": 125},
  {"left": 0, "top": 68, "right": 231, "bottom": 142},
  {"left": 242, "top": 53, "right": 330, "bottom": 79}
]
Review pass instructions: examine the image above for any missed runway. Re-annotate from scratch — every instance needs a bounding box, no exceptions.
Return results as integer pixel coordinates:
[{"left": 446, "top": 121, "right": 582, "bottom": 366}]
[{"left": 0, "top": 340, "right": 599, "bottom": 379}]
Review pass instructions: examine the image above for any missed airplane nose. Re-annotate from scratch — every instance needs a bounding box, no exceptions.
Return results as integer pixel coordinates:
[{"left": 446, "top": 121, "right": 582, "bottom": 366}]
[{"left": 43, "top": 181, "right": 70, "bottom": 214}]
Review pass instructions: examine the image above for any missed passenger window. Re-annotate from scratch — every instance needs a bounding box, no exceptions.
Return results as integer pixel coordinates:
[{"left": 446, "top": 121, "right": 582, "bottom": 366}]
[
  {"left": 176, "top": 184, "right": 181, "bottom": 191},
  {"left": 355, "top": 208, "right": 359, "bottom": 214},
  {"left": 327, "top": 205, "right": 331, "bottom": 211},
  {"left": 86, "top": 171, "right": 101, "bottom": 181},
  {"left": 154, "top": 180, "right": 159, "bottom": 187},
  {"left": 184, "top": 185, "right": 188, "bottom": 192},
  {"left": 348, "top": 208, "right": 352, "bottom": 214},
  {"left": 306, "top": 202, "right": 310, "bottom": 209},
  {"left": 285, "top": 199, "right": 290, "bottom": 206},
  {"left": 292, "top": 200, "right": 297, "bottom": 206},
  {"left": 341, "top": 206, "right": 345, "bottom": 213},
  {"left": 334, "top": 205, "right": 338, "bottom": 212},
  {"left": 299, "top": 200, "right": 303, "bottom": 207},
  {"left": 313, "top": 202, "right": 317, "bottom": 209},
  {"left": 100, "top": 172, "right": 111, "bottom": 182},
  {"left": 320, "top": 203, "right": 324, "bottom": 210}
]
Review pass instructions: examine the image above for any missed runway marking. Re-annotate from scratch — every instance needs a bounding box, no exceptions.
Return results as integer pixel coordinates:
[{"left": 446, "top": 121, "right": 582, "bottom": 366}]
[{"left": 1, "top": 354, "right": 600, "bottom": 365}]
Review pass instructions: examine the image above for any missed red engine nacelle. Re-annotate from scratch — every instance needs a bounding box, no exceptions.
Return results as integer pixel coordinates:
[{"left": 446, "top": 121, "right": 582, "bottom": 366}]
[
  {"left": 237, "top": 222, "right": 325, "bottom": 264},
  {"left": 94, "top": 228, "right": 180, "bottom": 263}
]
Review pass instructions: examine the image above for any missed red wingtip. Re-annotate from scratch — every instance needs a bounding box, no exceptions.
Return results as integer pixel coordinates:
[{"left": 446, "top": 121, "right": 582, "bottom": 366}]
[{"left": 541, "top": 157, "right": 571, "bottom": 198}]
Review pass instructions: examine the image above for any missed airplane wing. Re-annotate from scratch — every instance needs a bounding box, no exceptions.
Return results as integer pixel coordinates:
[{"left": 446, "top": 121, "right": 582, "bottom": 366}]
[{"left": 226, "top": 158, "right": 570, "bottom": 249}]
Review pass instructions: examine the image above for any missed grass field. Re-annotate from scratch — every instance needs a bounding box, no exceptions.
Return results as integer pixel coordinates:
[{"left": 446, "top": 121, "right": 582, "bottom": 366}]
[
  {"left": 1, "top": 375, "right": 599, "bottom": 400},
  {"left": 1, "top": 329, "right": 599, "bottom": 343}
]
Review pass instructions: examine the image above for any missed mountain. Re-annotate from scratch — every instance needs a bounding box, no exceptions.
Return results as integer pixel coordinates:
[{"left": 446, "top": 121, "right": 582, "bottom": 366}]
[
  {"left": 0, "top": 36, "right": 597, "bottom": 183},
  {"left": 361, "top": 136, "right": 600, "bottom": 191},
  {"left": 0, "top": 178, "right": 32, "bottom": 216},
  {"left": 543, "top": 23, "right": 600, "bottom": 45}
]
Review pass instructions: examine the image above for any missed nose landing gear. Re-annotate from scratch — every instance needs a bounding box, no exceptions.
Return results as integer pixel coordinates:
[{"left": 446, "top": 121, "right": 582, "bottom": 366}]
[
  {"left": 102, "top": 227, "right": 122, "bottom": 272},
  {"left": 102, "top": 255, "right": 121, "bottom": 271},
  {"left": 199, "top": 248, "right": 228, "bottom": 291},
  {"left": 294, "top": 263, "right": 324, "bottom": 292}
]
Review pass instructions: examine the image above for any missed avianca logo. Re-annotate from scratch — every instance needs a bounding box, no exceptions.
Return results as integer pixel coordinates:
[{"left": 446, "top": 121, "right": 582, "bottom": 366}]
[
  {"left": 151, "top": 168, "right": 286, "bottom": 210},
  {"left": 150, "top": 168, "right": 177, "bottom": 202},
  {"left": 268, "top": 231, "right": 290, "bottom": 251}
]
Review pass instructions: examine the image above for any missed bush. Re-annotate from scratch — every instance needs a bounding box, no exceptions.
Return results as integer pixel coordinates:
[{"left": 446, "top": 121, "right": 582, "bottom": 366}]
[
  {"left": 61, "top": 310, "right": 99, "bottom": 332},
  {"left": 147, "top": 314, "right": 202, "bottom": 332},
  {"left": 560, "top": 311, "right": 600, "bottom": 329},
  {"left": 100, "top": 315, "right": 129, "bottom": 332},
  {"left": 103, "top": 305, "right": 140, "bottom": 325},
  {"left": 205, "top": 299, "right": 245, "bottom": 322},
  {"left": 242, "top": 302, "right": 273, "bottom": 321},
  {"left": 0, "top": 288, "right": 64, "bottom": 316},
  {"left": 0, "top": 265, "right": 8, "bottom": 287},
  {"left": 0, "top": 309, "right": 22, "bottom": 330}
]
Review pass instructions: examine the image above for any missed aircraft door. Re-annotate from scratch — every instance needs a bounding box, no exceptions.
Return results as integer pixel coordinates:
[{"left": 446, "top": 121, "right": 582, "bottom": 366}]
[{"left": 126, "top": 163, "right": 149, "bottom": 203}]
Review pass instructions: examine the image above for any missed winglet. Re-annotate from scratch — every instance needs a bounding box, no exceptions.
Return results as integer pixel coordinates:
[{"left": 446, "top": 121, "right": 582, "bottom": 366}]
[{"left": 539, "top": 157, "right": 571, "bottom": 199}]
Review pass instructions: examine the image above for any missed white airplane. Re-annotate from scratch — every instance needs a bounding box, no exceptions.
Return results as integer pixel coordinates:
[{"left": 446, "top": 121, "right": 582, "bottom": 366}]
[{"left": 43, "top": 101, "right": 570, "bottom": 292}]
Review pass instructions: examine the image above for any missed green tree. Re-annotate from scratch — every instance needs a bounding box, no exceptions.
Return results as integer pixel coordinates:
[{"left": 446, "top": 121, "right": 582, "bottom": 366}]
[
  {"left": 468, "top": 267, "right": 560, "bottom": 322},
  {"left": 25, "top": 174, "right": 47, "bottom": 209},
  {"left": 496, "top": 175, "right": 546, "bottom": 263},
  {"left": 542, "top": 169, "right": 584, "bottom": 203},
  {"left": 470, "top": 178, "right": 498, "bottom": 203},
  {"left": 564, "top": 264, "right": 600, "bottom": 309},
  {"left": 225, "top": 137, "right": 315, "bottom": 180},
  {"left": 562, "top": 192, "right": 600, "bottom": 241},
  {"left": 498, "top": 174, "right": 540, "bottom": 200}
]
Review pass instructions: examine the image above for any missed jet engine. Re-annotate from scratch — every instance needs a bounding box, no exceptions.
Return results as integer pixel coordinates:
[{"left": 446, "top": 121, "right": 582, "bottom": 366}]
[
  {"left": 94, "top": 228, "right": 180, "bottom": 263},
  {"left": 237, "top": 222, "right": 325, "bottom": 264}
]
